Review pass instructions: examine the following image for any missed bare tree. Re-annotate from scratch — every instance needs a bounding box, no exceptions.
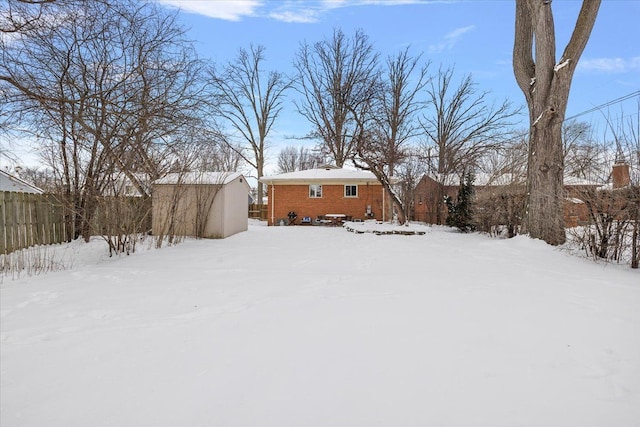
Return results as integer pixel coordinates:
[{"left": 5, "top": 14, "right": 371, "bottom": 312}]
[
  {"left": 196, "top": 137, "right": 245, "bottom": 173},
  {"left": 484, "top": 121, "right": 604, "bottom": 184},
  {"left": 0, "top": 0, "right": 63, "bottom": 34},
  {"left": 0, "top": 0, "right": 65, "bottom": 164},
  {"left": 1, "top": 0, "right": 206, "bottom": 241},
  {"left": 513, "top": 0, "right": 601, "bottom": 245},
  {"left": 294, "top": 28, "right": 380, "bottom": 167},
  {"left": 277, "top": 146, "right": 301, "bottom": 173},
  {"left": 563, "top": 120, "right": 591, "bottom": 156},
  {"left": 353, "top": 47, "right": 430, "bottom": 224},
  {"left": 419, "top": 66, "right": 520, "bottom": 224},
  {"left": 14, "top": 165, "right": 57, "bottom": 191},
  {"left": 376, "top": 48, "right": 429, "bottom": 176},
  {"left": 421, "top": 67, "right": 520, "bottom": 176},
  {"left": 276, "top": 145, "right": 323, "bottom": 173},
  {"left": 395, "top": 148, "right": 427, "bottom": 222},
  {"left": 208, "top": 44, "right": 292, "bottom": 213},
  {"left": 561, "top": 120, "right": 610, "bottom": 181}
]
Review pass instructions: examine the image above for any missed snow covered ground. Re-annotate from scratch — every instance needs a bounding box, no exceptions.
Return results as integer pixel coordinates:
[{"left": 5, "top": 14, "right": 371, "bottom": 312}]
[{"left": 1, "top": 220, "right": 639, "bottom": 427}]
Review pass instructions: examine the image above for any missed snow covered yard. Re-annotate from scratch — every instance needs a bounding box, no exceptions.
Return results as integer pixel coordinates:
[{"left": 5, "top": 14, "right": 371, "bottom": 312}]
[{"left": 1, "top": 220, "right": 639, "bottom": 427}]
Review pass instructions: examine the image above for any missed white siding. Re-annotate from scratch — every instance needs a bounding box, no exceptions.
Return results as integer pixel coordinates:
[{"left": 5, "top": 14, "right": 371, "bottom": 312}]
[{"left": 204, "top": 175, "right": 249, "bottom": 238}]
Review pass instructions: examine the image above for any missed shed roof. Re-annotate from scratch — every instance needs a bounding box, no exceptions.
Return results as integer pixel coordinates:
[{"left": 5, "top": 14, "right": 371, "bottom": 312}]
[
  {"left": 153, "top": 172, "right": 243, "bottom": 185},
  {"left": 0, "top": 170, "right": 44, "bottom": 194},
  {"left": 260, "top": 167, "right": 381, "bottom": 185}
]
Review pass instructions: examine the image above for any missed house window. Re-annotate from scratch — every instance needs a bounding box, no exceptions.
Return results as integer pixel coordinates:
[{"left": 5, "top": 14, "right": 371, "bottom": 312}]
[
  {"left": 309, "top": 184, "right": 322, "bottom": 198},
  {"left": 344, "top": 185, "right": 357, "bottom": 198}
]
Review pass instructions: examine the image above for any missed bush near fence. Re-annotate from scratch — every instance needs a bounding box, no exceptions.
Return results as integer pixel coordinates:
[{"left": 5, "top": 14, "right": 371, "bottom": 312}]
[{"left": 1, "top": 192, "right": 153, "bottom": 255}]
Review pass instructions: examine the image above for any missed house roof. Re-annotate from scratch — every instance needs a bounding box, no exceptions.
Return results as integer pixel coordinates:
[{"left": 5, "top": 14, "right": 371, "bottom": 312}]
[
  {"left": 422, "top": 172, "right": 525, "bottom": 187},
  {"left": 563, "top": 176, "right": 602, "bottom": 186},
  {"left": 423, "top": 172, "right": 601, "bottom": 188},
  {"left": 153, "top": 172, "right": 244, "bottom": 186},
  {"left": 260, "top": 167, "right": 382, "bottom": 185},
  {"left": 0, "top": 170, "right": 44, "bottom": 194}
]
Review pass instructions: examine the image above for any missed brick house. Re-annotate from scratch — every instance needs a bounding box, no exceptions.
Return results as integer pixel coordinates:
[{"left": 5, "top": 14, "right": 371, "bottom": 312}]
[
  {"left": 576, "top": 161, "right": 636, "bottom": 220},
  {"left": 259, "top": 166, "right": 392, "bottom": 225},
  {"left": 563, "top": 175, "right": 609, "bottom": 227},
  {"left": 413, "top": 172, "right": 602, "bottom": 227},
  {"left": 412, "top": 173, "right": 469, "bottom": 224}
]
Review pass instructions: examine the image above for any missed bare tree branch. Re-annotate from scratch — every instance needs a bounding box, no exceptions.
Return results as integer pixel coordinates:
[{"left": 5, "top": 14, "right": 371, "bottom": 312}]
[
  {"left": 209, "top": 44, "right": 292, "bottom": 208},
  {"left": 294, "top": 28, "right": 380, "bottom": 167}
]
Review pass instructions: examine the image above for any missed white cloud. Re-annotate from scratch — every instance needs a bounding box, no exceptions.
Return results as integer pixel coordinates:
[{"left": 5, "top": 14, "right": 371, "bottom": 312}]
[
  {"left": 321, "top": 0, "right": 350, "bottom": 6},
  {"left": 578, "top": 56, "right": 640, "bottom": 74},
  {"left": 157, "top": 0, "right": 263, "bottom": 21},
  {"left": 268, "top": 10, "right": 321, "bottom": 24},
  {"left": 446, "top": 25, "right": 475, "bottom": 39},
  {"left": 157, "top": 0, "right": 440, "bottom": 23},
  {"left": 268, "top": 0, "right": 429, "bottom": 23},
  {"left": 428, "top": 25, "right": 476, "bottom": 54},
  {"left": 323, "top": 0, "right": 439, "bottom": 5}
]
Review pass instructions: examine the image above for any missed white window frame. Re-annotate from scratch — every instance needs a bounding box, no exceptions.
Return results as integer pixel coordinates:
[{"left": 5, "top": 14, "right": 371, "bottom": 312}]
[
  {"left": 344, "top": 184, "right": 358, "bottom": 198},
  {"left": 309, "top": 184, "right": 322, "bottom": 198}
]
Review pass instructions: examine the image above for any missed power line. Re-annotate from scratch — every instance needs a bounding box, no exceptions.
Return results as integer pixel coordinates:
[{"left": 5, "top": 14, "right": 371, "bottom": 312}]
[
  {"left": 505, "top": 90, "right": 640, "bottom": 142},
  {"left": 565, "top": 90, "right": 640, "bottom": 122}
]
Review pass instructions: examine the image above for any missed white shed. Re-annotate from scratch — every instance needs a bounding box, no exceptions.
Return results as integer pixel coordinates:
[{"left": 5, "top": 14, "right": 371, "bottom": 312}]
[{"left": 152, "top": 172, "right": 250, "bottom": 239}]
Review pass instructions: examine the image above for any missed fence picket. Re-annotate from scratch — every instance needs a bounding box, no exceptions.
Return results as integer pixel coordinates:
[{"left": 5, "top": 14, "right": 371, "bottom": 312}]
[
  {"left": 1, "top": 192, "right": 153, "bottom": 254},
  {"left": 0, "top": 191, "right": 67, "bottom": 254}
]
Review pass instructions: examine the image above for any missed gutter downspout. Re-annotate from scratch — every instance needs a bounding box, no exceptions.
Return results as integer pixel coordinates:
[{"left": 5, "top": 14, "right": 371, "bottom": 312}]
[{"left": 270, "top": 184, "right": 275, "bottom": 226}]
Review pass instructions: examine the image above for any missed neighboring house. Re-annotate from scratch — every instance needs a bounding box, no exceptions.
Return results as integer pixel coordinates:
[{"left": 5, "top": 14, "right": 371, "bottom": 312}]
[
  {"left": 581, "top": 160, "right": 637, "bottom": 218},
  {"left": 259, "top": 166, "right": 391, "bottom": 225},
  {"left": 152, "top": 172, "right": 250, "bottom": 239},
  {"left": 0, "top": 170, "right": 44, "bottom": 194},
  {"left": 562, "top": 175, "right": 606, "bottom": 227},
  {"left": 413, "top": 173, "right": 526, "bottom": 224},
  {"left": 413, "top": 171, "right": 602, "bottom": 227}
]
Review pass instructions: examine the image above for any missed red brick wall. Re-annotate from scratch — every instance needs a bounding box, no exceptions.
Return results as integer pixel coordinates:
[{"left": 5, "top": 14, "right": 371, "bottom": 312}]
[
  {"left": 413, "top": 176, "right": 457, "bottom": 224},
  {"left": 266, "top": 183, "right": 386, "bottom": 225},
  {"left": 564, "top": 201, "right": 590, "bottom": 228},
  {"left": 414, "top": 176, "right": 597, "bottom": 228}
]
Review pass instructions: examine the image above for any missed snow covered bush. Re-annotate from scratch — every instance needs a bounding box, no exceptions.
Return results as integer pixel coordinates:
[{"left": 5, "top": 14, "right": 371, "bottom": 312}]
[{"left": 473, "top": 184, "right": 526, "bottom": 238}]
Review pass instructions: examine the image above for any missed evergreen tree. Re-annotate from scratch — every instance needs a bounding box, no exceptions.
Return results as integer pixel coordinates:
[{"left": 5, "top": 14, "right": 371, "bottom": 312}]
[{"left": 445, "top": 172, "right": 476, "bottom": 232}]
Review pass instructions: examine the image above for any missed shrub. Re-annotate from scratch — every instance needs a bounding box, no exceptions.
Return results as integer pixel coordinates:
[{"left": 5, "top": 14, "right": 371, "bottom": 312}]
[{"left": 445, "top": 172, "right": 476, "bottom": 233}]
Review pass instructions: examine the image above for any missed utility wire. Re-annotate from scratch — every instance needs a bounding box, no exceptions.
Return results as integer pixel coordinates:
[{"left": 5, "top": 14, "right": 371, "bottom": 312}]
[
  {"left": 504, "top": 90, "right": 640, "bottom": 142},
  {"left": 564, "top": 90, "right": 640, "bottom": 122}
]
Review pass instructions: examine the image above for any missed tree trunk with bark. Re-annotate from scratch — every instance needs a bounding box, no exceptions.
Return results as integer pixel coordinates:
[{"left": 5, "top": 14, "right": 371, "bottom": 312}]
[{"left": 513, "top": 0, "right": 601, "bottom": 245}]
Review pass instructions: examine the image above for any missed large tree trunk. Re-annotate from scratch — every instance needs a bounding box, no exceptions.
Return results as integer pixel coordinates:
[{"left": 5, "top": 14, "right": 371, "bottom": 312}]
[
  {"left": 526, "top": 108, "right": 565, "bottom": 244},
  {"left": 257, "top": 160, "right": 264, "bottom": 210},
  {"left": 513, "top": 0, "right": 601, "bottom": 245}
]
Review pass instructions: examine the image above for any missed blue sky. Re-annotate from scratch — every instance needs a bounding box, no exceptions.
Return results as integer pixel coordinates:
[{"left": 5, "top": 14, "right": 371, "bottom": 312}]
[
  {"left": 156, "top": 0, "right": 640, "bottom": 168},
  {"left": 4, "top": 1, "right": 639, "bottom": 173}
]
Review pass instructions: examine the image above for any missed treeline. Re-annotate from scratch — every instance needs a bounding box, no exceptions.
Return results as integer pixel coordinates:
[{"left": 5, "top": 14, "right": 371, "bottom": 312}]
[{"left": 1, "top": 1, "right": 637, "bottom": 261}]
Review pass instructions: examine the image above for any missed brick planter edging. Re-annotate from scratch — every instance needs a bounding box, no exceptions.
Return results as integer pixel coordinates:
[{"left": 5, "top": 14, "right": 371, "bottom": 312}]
[{"left": 343, "top": 223, "right": 427, "bottom": 235}]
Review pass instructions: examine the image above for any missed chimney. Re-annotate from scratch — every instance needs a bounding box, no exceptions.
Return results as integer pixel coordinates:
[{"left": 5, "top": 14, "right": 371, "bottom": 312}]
[{"left": 612, "top": 162, "right": 630, "bottom": 189}]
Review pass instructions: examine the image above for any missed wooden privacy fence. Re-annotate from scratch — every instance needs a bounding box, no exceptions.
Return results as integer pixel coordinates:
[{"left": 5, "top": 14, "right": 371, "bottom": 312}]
[
  {"left": 249, "top": 203, "right": 267, "bottom": 220},
  {"left": 1, "top": 191, "right": 68, "bottom": 255}
]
